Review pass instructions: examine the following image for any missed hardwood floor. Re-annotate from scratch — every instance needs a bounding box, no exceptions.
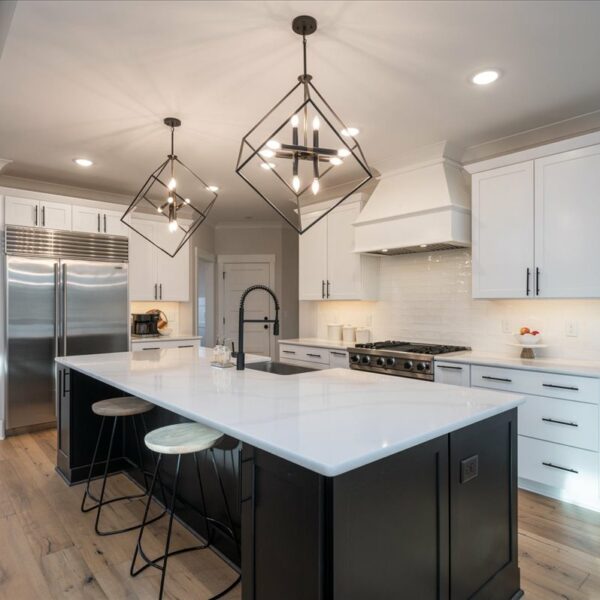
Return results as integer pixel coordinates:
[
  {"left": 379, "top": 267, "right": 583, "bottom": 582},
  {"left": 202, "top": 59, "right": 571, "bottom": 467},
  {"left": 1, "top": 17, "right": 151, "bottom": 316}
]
[{"left": 0, "top": 430, "right": 599, "bottom": 599}]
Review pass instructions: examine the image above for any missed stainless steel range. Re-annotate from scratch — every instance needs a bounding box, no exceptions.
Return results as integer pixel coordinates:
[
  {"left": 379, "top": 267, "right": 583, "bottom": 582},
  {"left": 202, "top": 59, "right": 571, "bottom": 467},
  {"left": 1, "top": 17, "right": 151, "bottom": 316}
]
[{"left": 348, "top": 341, "right": 470, "bottom": 381}]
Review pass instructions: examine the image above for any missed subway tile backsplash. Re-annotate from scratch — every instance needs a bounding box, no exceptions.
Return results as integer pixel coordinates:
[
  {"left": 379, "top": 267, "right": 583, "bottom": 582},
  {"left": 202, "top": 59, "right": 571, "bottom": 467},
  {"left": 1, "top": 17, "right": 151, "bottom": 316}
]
[{"left": 299, "top": 249, "right": 600, "bottom": 360}]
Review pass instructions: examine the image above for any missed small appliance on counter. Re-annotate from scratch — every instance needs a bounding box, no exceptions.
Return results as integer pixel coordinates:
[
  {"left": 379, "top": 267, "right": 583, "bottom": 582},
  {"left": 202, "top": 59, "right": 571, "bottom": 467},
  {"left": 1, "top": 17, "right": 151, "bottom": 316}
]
[
  {"left": 131, "top": 313, "right": 160, "bottom": 336},
  {"left": 327, "top": 323, "right": 343, "bottom": 341}
]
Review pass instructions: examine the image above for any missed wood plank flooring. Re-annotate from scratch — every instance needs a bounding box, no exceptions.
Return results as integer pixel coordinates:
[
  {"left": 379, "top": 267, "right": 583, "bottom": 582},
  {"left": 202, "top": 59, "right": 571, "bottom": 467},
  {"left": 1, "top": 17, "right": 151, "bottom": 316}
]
[{"left": 0, "top": 430, "right": 599, "bottom": 599}]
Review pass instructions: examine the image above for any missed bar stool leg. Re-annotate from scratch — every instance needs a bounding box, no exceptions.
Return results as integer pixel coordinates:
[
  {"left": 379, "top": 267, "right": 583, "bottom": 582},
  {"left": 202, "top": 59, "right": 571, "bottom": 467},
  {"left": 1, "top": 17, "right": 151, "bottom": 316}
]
[
  {"left": 81, "top": 415, "right": 106, "bottom": 513},
  {"left": 93, "top": 416, "right": 119, "bottom": 535},
  {"left": 193, "top": 452, "right": 212, "bottom": 547}
]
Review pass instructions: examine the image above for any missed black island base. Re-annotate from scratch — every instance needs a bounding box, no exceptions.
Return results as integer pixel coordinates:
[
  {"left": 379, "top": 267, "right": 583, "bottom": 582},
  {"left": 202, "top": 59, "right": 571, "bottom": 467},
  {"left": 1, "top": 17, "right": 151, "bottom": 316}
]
[{"left": 57, "top": 367, "right": 522, "bottom": 600}]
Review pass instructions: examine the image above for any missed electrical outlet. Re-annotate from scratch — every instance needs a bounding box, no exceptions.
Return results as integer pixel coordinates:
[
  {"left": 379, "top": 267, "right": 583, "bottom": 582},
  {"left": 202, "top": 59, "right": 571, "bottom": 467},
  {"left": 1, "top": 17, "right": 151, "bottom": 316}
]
[
  {"left": 566, "top": 321, "right": 578, "bottom": 337},
  {"left": 460, "top": 455, "right": 479, "bottom": 484},
  {"left": 501, "top": 319, "right": 511, "bottom": 334}
]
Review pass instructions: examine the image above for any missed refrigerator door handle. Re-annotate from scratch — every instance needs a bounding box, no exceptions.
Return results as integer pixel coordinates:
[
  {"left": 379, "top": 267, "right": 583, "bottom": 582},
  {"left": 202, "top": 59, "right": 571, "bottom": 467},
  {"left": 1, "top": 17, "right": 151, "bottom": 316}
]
[
  {"left": 54, "top": 263, "right": 60, "bottom": 357},
  {"left": 62, "top": 263, "right": 68, "bottom": 356}
]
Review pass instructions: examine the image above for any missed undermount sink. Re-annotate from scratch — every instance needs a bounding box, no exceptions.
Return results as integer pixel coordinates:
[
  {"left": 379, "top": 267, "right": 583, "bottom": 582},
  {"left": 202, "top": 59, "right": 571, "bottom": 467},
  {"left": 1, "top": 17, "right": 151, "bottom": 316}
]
[{"left": 246, "top": 361, "right": 316, "bottom": 375}]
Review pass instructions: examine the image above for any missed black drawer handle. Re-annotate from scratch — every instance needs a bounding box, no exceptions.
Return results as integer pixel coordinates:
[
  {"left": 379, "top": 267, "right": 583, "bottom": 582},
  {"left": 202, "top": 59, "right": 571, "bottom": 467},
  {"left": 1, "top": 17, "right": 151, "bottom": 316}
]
[
  {"left": 307, "top": 353, "right": 322, "bottom": 358},
  {"left": 542, "top": 461, "right": 578, "bottom": 474},
  {"left": 542, "top": 417, "right": 578, "bottom": 427},
  {"left": 330, "top": 351, "right": 347, "bottom": 357},
  {"left": 178, "top": 345, "right": 194, "bottom": 348},
  {"left": 438, "top": 365, "right": 462, "bottom": 371},
  {"left": 142, "top": 347, "right": 160, "bottom": 351},
  {"left": 282, "top": 350, "right": 296, "bottom": 354},
  {"left": 482, "top": 375, "right": 512, "bottom": 383},
  {"left": 542, "top": 383, "right": 579, "bottom": 392}
]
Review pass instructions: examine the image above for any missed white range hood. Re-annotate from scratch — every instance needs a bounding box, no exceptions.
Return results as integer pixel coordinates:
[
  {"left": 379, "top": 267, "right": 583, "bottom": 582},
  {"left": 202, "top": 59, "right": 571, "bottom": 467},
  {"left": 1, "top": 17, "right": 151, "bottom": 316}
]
[{"left": 353, "top": 158, "right": 471, "bottom": 254}]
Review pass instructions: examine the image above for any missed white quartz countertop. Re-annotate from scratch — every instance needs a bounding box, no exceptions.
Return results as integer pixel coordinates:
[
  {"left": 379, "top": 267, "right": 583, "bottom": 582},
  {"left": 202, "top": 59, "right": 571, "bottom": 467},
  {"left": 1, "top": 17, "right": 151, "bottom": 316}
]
[
  {"left": 279, "top": 338, "right": 352, "bottom": 351},
  {"left": 131, "top": 334, "right": 202, "bottom": 343},
  {"left": 56, "top": 347, "right": 524, "bottom": 477},
  {"left": 437, "top": 351, "right": 600, "bottom": 378}
]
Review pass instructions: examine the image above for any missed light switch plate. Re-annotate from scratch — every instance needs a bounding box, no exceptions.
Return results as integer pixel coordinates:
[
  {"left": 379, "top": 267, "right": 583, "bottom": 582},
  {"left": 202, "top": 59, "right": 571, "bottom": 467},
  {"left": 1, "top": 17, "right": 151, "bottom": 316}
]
[
  {"left": 460, "top": 454, "right": 479, "bottom": 484},
  {"left": 566, "top": 321, "right": 578, "bottom": 337}
]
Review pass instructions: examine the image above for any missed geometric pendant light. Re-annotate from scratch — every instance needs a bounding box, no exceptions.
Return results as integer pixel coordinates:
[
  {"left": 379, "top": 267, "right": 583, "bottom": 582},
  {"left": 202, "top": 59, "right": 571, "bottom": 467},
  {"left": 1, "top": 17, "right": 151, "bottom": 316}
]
[
  {"left": 121, "top": 117, "right": 218, "bottom": 257},
  {"left": 236, "top": 15, "right": 372, "bottom": 234}
]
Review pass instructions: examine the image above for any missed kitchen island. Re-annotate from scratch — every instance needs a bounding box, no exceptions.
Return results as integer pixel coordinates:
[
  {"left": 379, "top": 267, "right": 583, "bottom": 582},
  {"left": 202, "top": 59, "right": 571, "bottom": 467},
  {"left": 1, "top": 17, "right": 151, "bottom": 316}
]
[{"left": 56, "top": 347, "right": 524, "bottom": 600}]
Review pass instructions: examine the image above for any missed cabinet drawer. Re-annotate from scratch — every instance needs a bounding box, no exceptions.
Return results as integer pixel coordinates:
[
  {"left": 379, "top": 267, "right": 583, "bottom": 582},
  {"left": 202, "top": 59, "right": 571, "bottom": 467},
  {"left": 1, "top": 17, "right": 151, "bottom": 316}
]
[
  {"left": 280, "top": 357, "right": 329, "bottom": 370},
  {"left": 472, "top": 365, "right": 599, "bottom": 403},
  {"left": 329, "top": 350, "right": 349, "bottom": 369},
  {"left": 279, "top": 344, "right": 329, "bottom": 365},
  {"left": 132, "top": 339, "right": 199, "bottom": 351},
  {"left": 519, "top": 395, "right": 598, "bottom": 451},
  {"left": 519, "top": 436, "right": 598, "bottom": 500},
  {"left": 434, "top": 362, "right": 471, "bottom": 386}
]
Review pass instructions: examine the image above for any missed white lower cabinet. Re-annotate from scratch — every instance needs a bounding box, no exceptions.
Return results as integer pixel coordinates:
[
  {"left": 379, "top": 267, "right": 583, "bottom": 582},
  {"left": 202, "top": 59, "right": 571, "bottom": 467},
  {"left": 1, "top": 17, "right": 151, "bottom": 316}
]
[
  {"left": 279, "top": 343, "right": 349, "bottom": 370},
  {"left": 131, "top": 338, "right": 200, "bottom": 351},
  {"left": 435, "top": 358, "right": 600, "bottom": 510}
]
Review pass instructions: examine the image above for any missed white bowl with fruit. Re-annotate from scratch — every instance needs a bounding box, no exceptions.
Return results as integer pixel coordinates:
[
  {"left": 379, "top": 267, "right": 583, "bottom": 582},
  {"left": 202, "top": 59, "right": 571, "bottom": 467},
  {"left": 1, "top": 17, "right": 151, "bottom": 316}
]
[{"left": 515, "top": 327, "right": 542, "bottom": 345}]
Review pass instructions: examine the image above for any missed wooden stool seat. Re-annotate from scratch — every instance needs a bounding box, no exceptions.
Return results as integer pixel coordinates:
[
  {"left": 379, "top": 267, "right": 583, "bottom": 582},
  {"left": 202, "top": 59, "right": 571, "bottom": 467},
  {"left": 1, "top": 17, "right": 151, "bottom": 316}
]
[
  {"left": 144, "top": 423, "right": 224, "bottom": 455},
  {"left": 92, "top": 396, "right": 154, "bottom": 417}
]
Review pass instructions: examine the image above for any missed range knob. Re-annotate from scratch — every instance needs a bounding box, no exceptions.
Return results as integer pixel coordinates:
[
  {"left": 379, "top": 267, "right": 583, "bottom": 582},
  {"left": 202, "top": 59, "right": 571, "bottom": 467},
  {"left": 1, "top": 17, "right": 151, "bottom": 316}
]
[
  {"left": 376, "top": 357, "right": 386, "bottom": 367},
  {"left": 361, "top": 355, "right": 371, "bottom": 365},
  {"left": 416, "top": 362, "right": 427, "bottom": 372},
  {"left": 350, "top": 354, "right": 360, "bottom": 364},
  {"left": 403, "top": 360, "right": 413, "bottom": 370},
  {"left": 386, "top": 357, "right": 396, "bottom": 367}
]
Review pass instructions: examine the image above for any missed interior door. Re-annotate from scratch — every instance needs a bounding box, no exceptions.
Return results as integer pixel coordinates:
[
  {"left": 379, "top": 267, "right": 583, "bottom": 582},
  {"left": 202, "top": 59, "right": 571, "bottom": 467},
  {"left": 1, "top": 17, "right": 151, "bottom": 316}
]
[
  {"left": 535, "top": 144, "right": 600, "bottom": 297},
  {"left": 221, "top": 262, "right": 272, "bottom": 356},
  {"left": 6, "top": 256, "right": 57, "bottom": 430},
  {"left": 62, "top": 260, "right": 128, "bottom": 356},
  {"left": 471, "top": 161, "right": 534, "bottom": 298},
  {"left": 128, "top": 218, "right": 157, "bottom": 300},
  {"left": 327, "top": 202, "right": 361, "bottom": 300}
]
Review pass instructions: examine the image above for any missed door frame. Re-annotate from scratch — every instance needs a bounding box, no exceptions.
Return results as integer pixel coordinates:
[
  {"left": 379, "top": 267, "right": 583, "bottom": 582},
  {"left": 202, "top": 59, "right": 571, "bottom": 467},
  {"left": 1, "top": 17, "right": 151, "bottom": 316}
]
[
  {"left": 194, "top": 247, "right": 216, "bottom": 347},
  {"left": 216, "top": 254, "right": 276, "bottom": 354}
]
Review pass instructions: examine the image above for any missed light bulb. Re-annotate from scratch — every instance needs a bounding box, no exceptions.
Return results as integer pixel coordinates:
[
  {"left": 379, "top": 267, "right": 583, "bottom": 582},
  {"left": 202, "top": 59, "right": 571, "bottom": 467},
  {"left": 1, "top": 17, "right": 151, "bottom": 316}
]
[
  {"left": 259, "top": 149, "right": 275, "bottom": 158},
  {"left": 341, "top": 127, "right": 359, "bottom": 137},
  {"left": 167, "top": 177, "right": 177, "bottom": 190},
  {"left": 266, "top": 139, "right": 281, "bottom": 150},
  {"left": 206, "top": 185, "right": 219, "bottom": 192},
  {"left": 73, "top": 158, "right": 93, "bottom": 167},
  {"left": 168, "top": 220, "right": 178, "bottom": 232},
  {"left": 292, "top": 175, "right": 300, "bottom": 192},
  {"left": 311, "top": 178, "right": 320, "bottom": 195},
  {"left": 157, "top": 207, "right": 163, "bottom": 213},
  {"left": 471, "top": 70, "right": 500, "bottom": 85},
  {"left": 184, "top": 198, "right": 191, "bottom": 204},
  {"left": 338, "top": 148, "right": 351, "bottom": 158},
  {"left": 167, "top": 196, "right": 174, "bottom": 204},
  {"left": 312, "top": 116, "right": 320, "bottom": 131},
  {"left": 291, "top": 114, "right": 299, "bottom": 127},
  {"left": 329, "top": 157, "right": 343, "bottom": 166},
  {"left": 260, "top": 162, "right": 276, "bottom": 170}
]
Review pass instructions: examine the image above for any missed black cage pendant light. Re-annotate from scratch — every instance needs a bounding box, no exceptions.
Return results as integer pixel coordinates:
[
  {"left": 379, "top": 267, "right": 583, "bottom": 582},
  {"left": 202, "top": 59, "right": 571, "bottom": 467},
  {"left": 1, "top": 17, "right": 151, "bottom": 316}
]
[
  {"left": 235, "top": 15, "right": 372, "bottom": 234},
  {"left": 121, "top": 118, "right": 218, "bottom": 258}
]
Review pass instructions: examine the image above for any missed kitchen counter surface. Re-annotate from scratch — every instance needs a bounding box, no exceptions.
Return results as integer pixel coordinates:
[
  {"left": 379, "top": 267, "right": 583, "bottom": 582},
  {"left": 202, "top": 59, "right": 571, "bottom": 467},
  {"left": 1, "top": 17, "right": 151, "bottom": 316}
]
[
  {"left": 278, "top": 337, "right": 353, "bottom": 350},
  {"left": 437, "top": 351, "right": 600, "bottom": 378},
  {"left": 56, "top": 347, "right": 523, "bottom": 476}
]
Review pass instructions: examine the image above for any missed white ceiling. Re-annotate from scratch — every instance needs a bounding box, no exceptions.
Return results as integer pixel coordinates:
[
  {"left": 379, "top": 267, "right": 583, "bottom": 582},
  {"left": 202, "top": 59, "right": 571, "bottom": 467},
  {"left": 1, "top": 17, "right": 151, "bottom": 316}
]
[{"left": 2, "top": 0, "right": 600, "bottom": 221}]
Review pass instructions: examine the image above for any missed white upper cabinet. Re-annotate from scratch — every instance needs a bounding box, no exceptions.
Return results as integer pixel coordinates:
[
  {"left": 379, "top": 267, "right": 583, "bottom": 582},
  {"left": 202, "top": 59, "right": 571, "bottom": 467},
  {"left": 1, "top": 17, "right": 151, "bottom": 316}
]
[
  {"left": 472, "top": 161, "right": 534, "bottom": 298},
  {"left": 72, "top": 206, "right": 128, "bottom": 236},
  {"left": 470, "top": 138, "right": 600, "bottom": 299},
  {"left": 299, "top": 199, "right": 379, "bottom": 301},
  {"left": 128, "top": 217, "right": 190, "bottom": 302},
  {"left": 535, "top": 145, "right": 600, "bottom": 298},
  {"left": 5, "top": 196, "right": 71, "bottom": 230}
]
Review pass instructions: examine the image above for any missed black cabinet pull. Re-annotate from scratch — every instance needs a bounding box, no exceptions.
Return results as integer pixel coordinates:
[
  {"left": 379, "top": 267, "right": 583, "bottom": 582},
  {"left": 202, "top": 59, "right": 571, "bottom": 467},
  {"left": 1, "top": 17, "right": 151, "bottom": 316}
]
[
  {"left": 542, "top": 417, "right": 578, "bottom": 427},
  {"left": 103, "top": 214, "right": 107, "bottom": 233},
  {"left": 542, "top": 383, "right": 579, "bottom": 392},
  {"left": 307, "top": 353, "right": 322, "bottom": 358},
  {"left": 42, "top": 205, "right": 46, "bottom": 227},
  {"left": 321, "top": 280, "right": 325, "bottom": 299},
  {"left": 438, "top": 365, "right": 462, "bottom": 371},
  {"left": 331, "top": 351, "right": 347, "bottom": 357},
  {"left": 178, "top": 345, "right": 194, "bottom": 349},
  {"left": 282, "top": 350, "right": 296, "bottom": 354},
  {"left": 535, "top": 267, "right": 540, "bottom": 295},
  {"left": 526, "top": 267, "right": 530, "bottom": 296},
  {"left": 482, "top": 375, "right": 512, "bottom": 383},
  {"left": 326, "top": 280, "right": 330, "bottom": 298},
  {"left": 97, "top": 213, "right": 101, "bottom": 232},
  {"left": 34, "top": 205, "right": 38, "bottom": 226},
  {"left": 542, "top": 461, "right": 578, "bottom": 474},
  {"left": 142, "top": 347, "right": 160, "bottom": 351}
]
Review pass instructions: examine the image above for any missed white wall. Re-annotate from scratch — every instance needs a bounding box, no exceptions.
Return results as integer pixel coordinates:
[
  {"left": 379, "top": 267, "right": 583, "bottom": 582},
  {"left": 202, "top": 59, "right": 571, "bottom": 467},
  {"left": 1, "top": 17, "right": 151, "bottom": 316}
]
[{"left": 300, "top": 248, "right": 600, "bottom": 361}]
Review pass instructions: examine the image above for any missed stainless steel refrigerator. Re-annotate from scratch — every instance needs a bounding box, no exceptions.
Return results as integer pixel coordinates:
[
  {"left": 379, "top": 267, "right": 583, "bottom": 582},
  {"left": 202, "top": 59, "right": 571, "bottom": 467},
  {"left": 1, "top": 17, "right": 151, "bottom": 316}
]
[{"left": 4, "top": 225, "right": 129, "bottom": 434}]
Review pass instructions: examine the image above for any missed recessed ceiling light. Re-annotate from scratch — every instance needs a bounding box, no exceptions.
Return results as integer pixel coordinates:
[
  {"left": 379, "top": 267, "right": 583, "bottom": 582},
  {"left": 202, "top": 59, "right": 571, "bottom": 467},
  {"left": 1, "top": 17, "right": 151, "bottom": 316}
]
[
  {"left": 471, "top": 70, "right": 500, "bottom": 86},
  {"left": 207, "top": 185, "right": 219, "bottom": 192},
  {"left": 341, "top": 127, "right": 359, "bottom": 137},
  {"left": 420, "top": 244, "right": 428, "bottom": 248},
  {"left": 381, "top": 248, "right": 389, "bottom": 253},
  {"left": 73, "top": 158, "right": 93, "bottom": 167}
]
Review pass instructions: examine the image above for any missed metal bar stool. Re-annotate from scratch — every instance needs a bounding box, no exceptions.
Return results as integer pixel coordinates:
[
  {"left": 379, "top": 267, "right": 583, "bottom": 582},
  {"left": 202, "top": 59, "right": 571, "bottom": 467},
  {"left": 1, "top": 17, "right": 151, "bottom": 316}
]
[
  {"left": 130, "top": 422, "right": 241, "bottom": 600},
  {"left": 81, "top": 396, "right": 166, "bottom": 536}
]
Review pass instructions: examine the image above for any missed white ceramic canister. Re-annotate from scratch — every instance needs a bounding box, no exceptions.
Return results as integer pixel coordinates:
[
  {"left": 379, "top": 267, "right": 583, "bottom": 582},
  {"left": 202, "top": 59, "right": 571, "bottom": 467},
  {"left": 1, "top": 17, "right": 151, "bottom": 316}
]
[
  {"left": 355, "top": 327, "right": 371, "bottom": 344},
  {"left": 342, "top": 325, "right": 356, "bottom": 343},
  {"left": 328, "top": 323, "right": 343, "bottom": 341}
]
